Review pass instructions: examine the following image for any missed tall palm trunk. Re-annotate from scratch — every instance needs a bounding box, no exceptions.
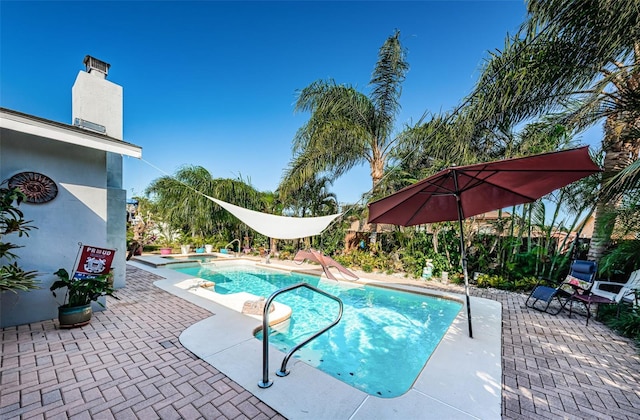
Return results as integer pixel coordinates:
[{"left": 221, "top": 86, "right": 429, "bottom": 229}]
[
  {"left": 369, "top": 148, "right": 386, "bottom": 243},
  {"left": 370, "top": 147, "right": 386, "bottom": 194},
  {"left": 587, "top": 113, "right": 638, "bottom": 260},
  {"left": 587, "top": 51, "right": 640, "bottom": 261}
]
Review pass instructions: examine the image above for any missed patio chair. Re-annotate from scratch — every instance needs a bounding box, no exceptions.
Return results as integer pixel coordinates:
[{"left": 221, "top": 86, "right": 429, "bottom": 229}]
[
  {"left": 525, "top": 259, "right": 598, "bottom": 314},
  {"left": 569, "top": 269, "right": 640, "bottom": 324},
  {"left": 590, "top": 268, "right": 640, "bottom": 305}
]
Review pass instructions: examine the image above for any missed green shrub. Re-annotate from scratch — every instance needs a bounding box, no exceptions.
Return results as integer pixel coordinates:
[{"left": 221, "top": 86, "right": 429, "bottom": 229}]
[
  {"left": 449, "top": 272, "right": 465, "bottom": 285},
  {"left": 476, "top": 274, "right": 508, "bottom": 289},
  {"left": 513, "top": 276, "right": 540, "bottom": 291},
  {"left": 334, "top": 250, "right": 392, "bottom": 273},
  {"left": 599, "top": 304, "right": 640, "bottom": 345},
  {"left": 0, "top": 184, "right": 39, "bottom": 293}
]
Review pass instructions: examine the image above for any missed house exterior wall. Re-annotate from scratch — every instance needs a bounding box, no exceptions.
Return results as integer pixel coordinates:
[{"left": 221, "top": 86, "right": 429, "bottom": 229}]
[{"left": 0, "top": 129, "right": 113, "bottom": 327}]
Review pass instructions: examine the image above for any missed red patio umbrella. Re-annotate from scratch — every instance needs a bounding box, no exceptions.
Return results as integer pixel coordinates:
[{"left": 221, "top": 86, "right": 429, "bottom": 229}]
[{"left": 368, "top": 146, "right": 602, "bottom": 338}]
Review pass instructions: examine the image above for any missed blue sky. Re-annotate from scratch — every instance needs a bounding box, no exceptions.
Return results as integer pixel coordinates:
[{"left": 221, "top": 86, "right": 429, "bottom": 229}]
[{"left": 1, "top": 1, "right": 602, "bottom": 204}]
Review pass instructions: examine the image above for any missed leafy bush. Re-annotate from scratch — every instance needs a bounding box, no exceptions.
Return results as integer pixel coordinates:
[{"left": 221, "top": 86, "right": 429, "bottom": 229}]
[
  {"left": 278, "top": 250, "right": 293, "bottom": 260},
  {"left": 334, "top": 250, "right": 390, "bottom": 273},
  {"left": 513, "top": 276, "right": 540, "bottom": 291},
  {"left": 599, "top": 303, "right": 640, "bottom": 346},
  {"left": 448, "top": 272, "right": 465, "bottom": 285},
  {"left": 397, "top": 246, "right": 452, "bottom": 279},
  {"left": 476, "top": 274, "right": 539, "bottom": 291},
  {"left": 599, "top": 240, "right": 640, "bottom": 280},
  {"left": 0, "top": 184, "right": 38, "bottom": 293},
  {"left": 476, "top": 274, "right": 509, "bottom": 289}
]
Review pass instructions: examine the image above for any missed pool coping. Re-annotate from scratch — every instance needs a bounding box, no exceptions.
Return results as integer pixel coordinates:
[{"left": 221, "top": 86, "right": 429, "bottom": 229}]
[{"left": 128, "top": 257, "right": 502, "bottom": 419}]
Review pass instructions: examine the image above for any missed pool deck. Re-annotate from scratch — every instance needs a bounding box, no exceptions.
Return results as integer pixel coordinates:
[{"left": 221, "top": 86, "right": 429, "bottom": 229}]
[{"left": 1, "top": 256, "right": 639, "bottom": 419}]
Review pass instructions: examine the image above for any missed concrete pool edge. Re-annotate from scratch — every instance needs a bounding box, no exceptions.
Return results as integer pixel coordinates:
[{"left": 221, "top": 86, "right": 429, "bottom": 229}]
[{"left": 128, "top": 259, "right": 502, "bottom": 419}]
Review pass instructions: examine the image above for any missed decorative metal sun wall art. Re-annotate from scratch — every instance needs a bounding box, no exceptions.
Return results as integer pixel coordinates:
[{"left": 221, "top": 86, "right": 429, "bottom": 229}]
[{"left": 8, "top": 172, "right": 58, "bottom": 204}]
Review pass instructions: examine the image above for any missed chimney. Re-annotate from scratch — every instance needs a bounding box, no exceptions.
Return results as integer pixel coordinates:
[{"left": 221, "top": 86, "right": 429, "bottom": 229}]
[
  {"left": 72, "top": 55, "right": 123, "bottom": 139},
  {"left": 83, "top": 55, "right": 110, "bottom": 79}
]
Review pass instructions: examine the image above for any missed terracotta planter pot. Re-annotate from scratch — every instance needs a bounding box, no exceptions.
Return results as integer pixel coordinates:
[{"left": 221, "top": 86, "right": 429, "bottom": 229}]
[
  {"left": 58, "top": 304, "right": 92, "bottom": 328},
  {"left": 160, "top": 248, "right": 172, "bottom": 255}
]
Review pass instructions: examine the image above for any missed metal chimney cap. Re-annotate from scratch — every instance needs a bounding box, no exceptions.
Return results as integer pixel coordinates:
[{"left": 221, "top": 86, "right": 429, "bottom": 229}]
[{"left": 83, "top": 55, "right": 110, "bottom": 77}]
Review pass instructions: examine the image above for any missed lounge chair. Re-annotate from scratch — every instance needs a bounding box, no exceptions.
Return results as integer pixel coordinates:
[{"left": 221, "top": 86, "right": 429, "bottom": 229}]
[
  {"left": 568, "top": 268, "right": 640, "bottom": 325},
  {"left": 294, "top": 249, "right": 358, "bottom": 281},
  {"left": 525, "top": 260, "right": 598, "bottom": 314},
  {"left": 590, "top": 269, "right": 640, "bottom": 305}
]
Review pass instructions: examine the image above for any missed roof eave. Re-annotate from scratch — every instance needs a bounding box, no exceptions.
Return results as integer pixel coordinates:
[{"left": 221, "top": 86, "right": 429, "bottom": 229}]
[{"left": 0, "top": 107, "right": 142, "bottom": 159}]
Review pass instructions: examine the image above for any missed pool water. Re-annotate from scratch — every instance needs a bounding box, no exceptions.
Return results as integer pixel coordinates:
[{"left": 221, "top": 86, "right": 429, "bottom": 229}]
[{"left": 175, "top": 265, "right": 462, "bottom": 397}]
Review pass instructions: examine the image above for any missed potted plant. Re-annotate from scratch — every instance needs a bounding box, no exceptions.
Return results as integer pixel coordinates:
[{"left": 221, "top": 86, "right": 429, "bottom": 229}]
[
  {"left": 155, "top": 222, "right": 181, "bottom": 255},
  {"left": 157, "top": 235, "right": 175, "bottom": 255},
  {"left": 50, "top": 268, "right": 117, "bottom": 328}
]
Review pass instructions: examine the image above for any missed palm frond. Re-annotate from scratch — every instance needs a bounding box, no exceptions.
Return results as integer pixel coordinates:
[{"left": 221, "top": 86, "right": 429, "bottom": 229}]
[{"left": 370, "top": 30, "right": 409, "bottom": 140}]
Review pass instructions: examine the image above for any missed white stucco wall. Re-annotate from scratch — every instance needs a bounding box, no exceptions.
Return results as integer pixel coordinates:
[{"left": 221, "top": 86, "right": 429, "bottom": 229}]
[
  {"left": 0, "top": 130, "right": 118, "bottom": 327},
  {"left": 72, "top": 71, "right": 123, "bottom": 140}
]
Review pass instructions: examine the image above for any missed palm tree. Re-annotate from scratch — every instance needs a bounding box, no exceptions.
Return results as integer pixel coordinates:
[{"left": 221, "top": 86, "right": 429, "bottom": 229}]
[
  {"left": 280, "top": 30, "right": 409, "bottom": 199},
  {"left": 280, "top": 175, "right": 339, "bottom": 249},
  {"left": 465, "top": 0, "right": 640, "bottom": 262},
  {"left": 601, "top": 156, "right": 640, "bottom": 201},
  {"left": 145, "top": 165, "right": 264, "bottom": 240},
  {"left": 258, "top": 190, "right": 283, "bottom": 254},
  {"left": 282, "top": 175, "right": 338, "bottom": 218}
]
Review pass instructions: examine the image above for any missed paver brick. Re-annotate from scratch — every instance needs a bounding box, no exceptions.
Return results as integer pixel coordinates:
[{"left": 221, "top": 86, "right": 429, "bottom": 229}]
[
  {"left": 0, "top": 402, "right": 20, "bottom": 416},
  {"left": 109, "top": 394, "right": 146, "bottom": 414},
  {"left": 238, "top": 399, "right": 263, "bottom": 418},
  {"left": 68, "top": 409, "right": 92, "bottom": 420},
  {"left": 115, "top": 406, "right": 150, "bottom": 420},
  {"left": 172, "top": 390, "right": 204, "bottom": 410},
  {"left": 177, "top": 403, "right": 202, "bottom": 420},
  {"left": 89, "top": 396, "right": 126, "bottom": 417},
  {"left": 42, "top": 389, "right": 63, "bottom": 405},
  {"left": 150, "top": 391, "right": 185, "bottom": 412},
  {"left": 2, "top": 402, "right": 44, "bottom": 418},
  {"left": 197, "top": 402, "right": 222, "bottom": 418},
  {"left": 218, "top": 400, "right": 242, "bottom": 418}
]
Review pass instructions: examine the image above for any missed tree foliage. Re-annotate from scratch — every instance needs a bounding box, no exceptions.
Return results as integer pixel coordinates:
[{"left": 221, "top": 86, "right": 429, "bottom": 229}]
[
  {"left": 145, "top": 165, "right": 265, "bottom": 240},
  {"left": 0, "top": 183, "right": 38, "bottom": 293},
  {"left": 280, "top": 30, "right": 409, "bottom": 198}
]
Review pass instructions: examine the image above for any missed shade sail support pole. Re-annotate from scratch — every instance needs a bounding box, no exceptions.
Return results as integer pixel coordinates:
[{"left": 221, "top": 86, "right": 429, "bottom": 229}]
[{"left": 453, "top": 172, "right": 473, "bottom": 338}]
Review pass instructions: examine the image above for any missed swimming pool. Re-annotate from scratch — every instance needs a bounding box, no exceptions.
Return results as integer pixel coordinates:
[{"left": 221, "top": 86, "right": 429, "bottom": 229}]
[{"left": 174, "top": 264, "right": 462, "bottom": 397}]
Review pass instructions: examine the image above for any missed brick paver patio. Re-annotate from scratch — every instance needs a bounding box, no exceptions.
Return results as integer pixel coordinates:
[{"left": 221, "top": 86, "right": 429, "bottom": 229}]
[{"left": 1, "top": 264, "right": 639, "bottom": 419}]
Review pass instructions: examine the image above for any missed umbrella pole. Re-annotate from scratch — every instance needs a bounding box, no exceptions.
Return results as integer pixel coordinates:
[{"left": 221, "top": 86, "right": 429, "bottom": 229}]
[{"left": 455, "top": 194, "right": 473, "bottom": 339}]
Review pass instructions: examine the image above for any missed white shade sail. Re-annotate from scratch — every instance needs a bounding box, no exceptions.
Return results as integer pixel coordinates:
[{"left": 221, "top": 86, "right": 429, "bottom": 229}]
[{"left": 206, "top": 196, "right": 341, "bottom": 239}]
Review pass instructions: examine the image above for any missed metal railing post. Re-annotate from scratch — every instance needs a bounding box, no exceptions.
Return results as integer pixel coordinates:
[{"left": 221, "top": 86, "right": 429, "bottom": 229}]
[{"left": 257, "top": 282, "right": 343, "bottom": 388}]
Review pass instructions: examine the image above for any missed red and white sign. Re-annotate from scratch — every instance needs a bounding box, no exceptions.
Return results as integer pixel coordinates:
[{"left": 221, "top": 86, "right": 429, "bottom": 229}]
[{"left": 73, "top": 245, "right": 116, "bottom": 279}]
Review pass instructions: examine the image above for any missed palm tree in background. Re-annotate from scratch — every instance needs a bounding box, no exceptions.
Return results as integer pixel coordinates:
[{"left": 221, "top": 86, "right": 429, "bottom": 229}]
[
  {"left": 280, "top": 175, "right": 339, "bottom": 250},
  {"left": 281, "top": 175, "right": 338, "bottom": 218},
  {"left": 279, "top": 30, "right": 409, "bottom": 201},
  {"left": 465, "top": 0, "right": 640, "bottom": 262},
  {"left": 145, "top": 165, "right": 264, "bottom": 240}
]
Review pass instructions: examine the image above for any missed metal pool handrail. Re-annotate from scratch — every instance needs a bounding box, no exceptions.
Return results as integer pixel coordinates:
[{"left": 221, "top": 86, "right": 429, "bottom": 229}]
[{"left": 258, "top": 282, "right": 343, "bottom": 389}]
